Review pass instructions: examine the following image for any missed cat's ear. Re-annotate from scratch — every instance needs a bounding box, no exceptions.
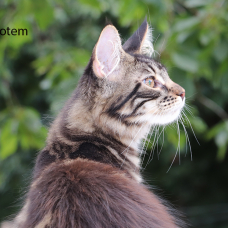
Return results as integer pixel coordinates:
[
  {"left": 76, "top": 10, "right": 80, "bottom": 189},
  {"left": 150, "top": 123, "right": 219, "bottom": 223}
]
[
  {"left": 92, "top": 25, "right": 122, "bottom": 79},
  {"left": 123, "top": 18, "right": 154, "bottom": 57}
]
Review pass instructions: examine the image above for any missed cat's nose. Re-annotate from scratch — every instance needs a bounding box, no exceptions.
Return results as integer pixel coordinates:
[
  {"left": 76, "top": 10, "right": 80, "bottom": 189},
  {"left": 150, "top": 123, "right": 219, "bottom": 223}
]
[
  {"left": 167, "top": 81, "right": 185, "bottom": 100},
  {"left": 177, "top": 91, "right": 185, "bottom": 100}
]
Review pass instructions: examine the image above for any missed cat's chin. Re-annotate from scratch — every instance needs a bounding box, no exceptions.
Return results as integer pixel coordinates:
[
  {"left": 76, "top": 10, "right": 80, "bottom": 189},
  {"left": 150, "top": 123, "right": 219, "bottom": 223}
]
[
  {"left": 149, "top": 112, "right": 179, "bottom": 126},
  {"left": 159, "top": 110, "right": 181, "bottom": 125},
  {"left": 149, "top": 102, "right": 185, "bottom": 126}
]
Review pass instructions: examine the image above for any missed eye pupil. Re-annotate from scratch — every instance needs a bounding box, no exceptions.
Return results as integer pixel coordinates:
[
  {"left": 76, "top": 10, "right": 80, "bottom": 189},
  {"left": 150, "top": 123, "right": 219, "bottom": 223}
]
[{"left": 143, "top": 77, "right": 154, "bottom": 88}]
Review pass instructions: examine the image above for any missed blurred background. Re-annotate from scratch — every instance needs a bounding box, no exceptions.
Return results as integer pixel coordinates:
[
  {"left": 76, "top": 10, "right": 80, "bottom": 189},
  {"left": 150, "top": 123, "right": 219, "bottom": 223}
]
[{"left": 0, "top": 0, "right": 228, "bottom": 227}]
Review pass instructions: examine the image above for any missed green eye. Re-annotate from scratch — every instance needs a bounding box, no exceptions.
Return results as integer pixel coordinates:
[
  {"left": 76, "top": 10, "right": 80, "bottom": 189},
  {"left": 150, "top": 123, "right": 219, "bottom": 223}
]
[{"left": 143, "top": 77, "right": 154, "bottom": 88}]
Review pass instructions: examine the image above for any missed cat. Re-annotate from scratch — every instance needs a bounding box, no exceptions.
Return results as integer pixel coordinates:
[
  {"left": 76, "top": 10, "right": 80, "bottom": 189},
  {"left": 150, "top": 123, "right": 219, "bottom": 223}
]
[{"left": 13, "top": 18, "right": 186, "bottom": 228}]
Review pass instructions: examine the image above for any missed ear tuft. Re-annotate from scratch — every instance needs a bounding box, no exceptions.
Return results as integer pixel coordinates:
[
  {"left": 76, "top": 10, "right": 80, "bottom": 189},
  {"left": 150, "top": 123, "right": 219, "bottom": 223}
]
[
  {"left": 140, "top": 25, "right": 154, "bottom": 57},
  {"left": 93, "top": 25, "right": 122, "bottom": 78},
  {"left": 105, "top": 17, "right": 113, "bottom": 26},
  {"left": 123, "top": 18, "right": 154, "bottom": 57}
]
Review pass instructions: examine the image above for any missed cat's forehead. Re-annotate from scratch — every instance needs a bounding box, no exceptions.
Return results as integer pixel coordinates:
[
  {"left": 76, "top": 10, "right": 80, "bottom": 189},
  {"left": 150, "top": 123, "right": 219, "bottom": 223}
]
[{"left": 134, "top": 55, "right": 169, "bottom": 81}]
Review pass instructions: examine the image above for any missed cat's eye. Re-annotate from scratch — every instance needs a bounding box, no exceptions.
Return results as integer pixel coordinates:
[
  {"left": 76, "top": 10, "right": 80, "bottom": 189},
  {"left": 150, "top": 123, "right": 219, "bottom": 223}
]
[{"left": 143, "top": 77, "right": 154, "bottom": 88}]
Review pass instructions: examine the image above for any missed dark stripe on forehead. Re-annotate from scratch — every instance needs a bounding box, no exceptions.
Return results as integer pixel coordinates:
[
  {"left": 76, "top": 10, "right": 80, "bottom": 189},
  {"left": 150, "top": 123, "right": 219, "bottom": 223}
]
[
  {"left": 148, "top": 65, "right": 156, "bottom": 73},
  {"left": 134, "top": 54, "right": 166, "bottom": 71}
]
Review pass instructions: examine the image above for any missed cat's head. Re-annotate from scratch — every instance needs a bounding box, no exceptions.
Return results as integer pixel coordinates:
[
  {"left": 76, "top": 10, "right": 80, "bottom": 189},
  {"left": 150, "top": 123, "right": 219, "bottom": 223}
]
[{"left": 76, "top": 19, "right": 185, "bottom": 137}]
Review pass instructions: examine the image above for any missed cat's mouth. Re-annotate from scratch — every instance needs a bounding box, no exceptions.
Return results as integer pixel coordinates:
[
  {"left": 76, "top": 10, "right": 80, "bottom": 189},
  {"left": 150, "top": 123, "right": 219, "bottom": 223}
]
[
  {"left": 157, "top": 96, "right": 185, "bottom": 112},
  {"left": 172, "top": 97, "right": 185, "bottom": 111},
  {"left": 148, "top": 98, "right": 185, "bottom": 125},
  {"left": 161, "top": 99, "right": 185, "bottom": 124}
]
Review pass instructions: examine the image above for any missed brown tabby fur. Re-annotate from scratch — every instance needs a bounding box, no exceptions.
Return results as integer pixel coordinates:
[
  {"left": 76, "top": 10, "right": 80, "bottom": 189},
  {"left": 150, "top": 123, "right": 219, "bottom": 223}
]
[{"left": 13, "top": 19, "right": 186, "bottom": 228}]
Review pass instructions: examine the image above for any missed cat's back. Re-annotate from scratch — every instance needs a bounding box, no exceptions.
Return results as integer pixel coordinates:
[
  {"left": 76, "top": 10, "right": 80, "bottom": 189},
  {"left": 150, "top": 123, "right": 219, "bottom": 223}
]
[{"left": 18, "top": 158, "right": 177, "bottom": 228}]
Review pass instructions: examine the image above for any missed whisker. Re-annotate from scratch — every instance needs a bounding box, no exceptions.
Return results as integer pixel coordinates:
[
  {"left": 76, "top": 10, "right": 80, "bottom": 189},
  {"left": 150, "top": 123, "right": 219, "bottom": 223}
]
[
  {"left": 143, "top": 111, "right": 166, "bottom": 169},
  {"left": 147, "top": 125, "right": 166, "bottom": 165},
  {"left": 121, "top": 109, "right": 158, "bottom": 168},
  {"left": 184, "top": 105, "right": 194, "bottom": 117},
  {"left": 180, "top": 113, "right": 193, "bottom": 161},
  {"left": 182, "top": 111, "right": 200, "bottom": 145},
  {"left": 167, "top": 120, "right": 180, "bottom": 172},
  {"left": 158, "top": 126, "right": 165, "bottom": 158},
  {"left": 144, "top": 125, "right": 159, "bottom": 168},
  {"left": 185, "top": 92, "right": 198, "bottom": 100},
  {"left": 141, "top": 111, "right": 161, "bottom": 168}
]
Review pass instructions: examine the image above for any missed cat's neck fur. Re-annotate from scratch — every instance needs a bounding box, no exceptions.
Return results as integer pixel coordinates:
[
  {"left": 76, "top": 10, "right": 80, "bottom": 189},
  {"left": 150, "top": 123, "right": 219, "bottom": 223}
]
[{"left": 44, "top": 76, "right": 150, "bottom": 183}]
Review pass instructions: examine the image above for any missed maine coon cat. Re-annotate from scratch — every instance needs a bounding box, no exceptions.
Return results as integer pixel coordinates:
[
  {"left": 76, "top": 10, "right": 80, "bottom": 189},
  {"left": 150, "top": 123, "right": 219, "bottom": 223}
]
[{"left": 13, "top": 19, "right": 186, "bottom": 228}]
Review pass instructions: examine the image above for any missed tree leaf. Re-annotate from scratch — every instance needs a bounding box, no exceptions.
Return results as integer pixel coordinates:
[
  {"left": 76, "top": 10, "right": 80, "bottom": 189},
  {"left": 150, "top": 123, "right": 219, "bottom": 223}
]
[
  {"left": 171, "top": 53, "right": 199, "bottom": 73},
  {"left": 0, "top": 120, "right": 18, "bottom": 160}
]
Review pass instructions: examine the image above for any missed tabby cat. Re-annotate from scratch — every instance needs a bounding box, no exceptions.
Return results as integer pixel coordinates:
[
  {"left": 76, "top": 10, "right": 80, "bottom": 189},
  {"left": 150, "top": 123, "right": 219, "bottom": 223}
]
[{"left": 14, "top": 19, "right": 186, "bottom": 228}]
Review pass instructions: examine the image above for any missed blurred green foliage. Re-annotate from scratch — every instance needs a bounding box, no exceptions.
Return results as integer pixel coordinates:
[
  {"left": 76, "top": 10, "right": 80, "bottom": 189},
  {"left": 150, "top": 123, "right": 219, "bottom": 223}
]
[{"left": 0, "top": 0, "right": 228, "bottom": 227}]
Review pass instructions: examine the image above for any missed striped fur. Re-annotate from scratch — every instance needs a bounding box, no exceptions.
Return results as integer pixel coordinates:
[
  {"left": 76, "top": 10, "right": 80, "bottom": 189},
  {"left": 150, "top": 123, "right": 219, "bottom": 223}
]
[{"left": 13, "top": 20, "right": 186, "bottom": 228}]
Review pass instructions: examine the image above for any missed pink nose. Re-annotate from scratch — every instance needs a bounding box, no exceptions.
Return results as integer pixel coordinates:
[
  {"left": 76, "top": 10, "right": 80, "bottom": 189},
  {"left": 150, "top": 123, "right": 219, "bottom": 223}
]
[{"left": 179, "top": 92, "right": 185, "bottom": 100}]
